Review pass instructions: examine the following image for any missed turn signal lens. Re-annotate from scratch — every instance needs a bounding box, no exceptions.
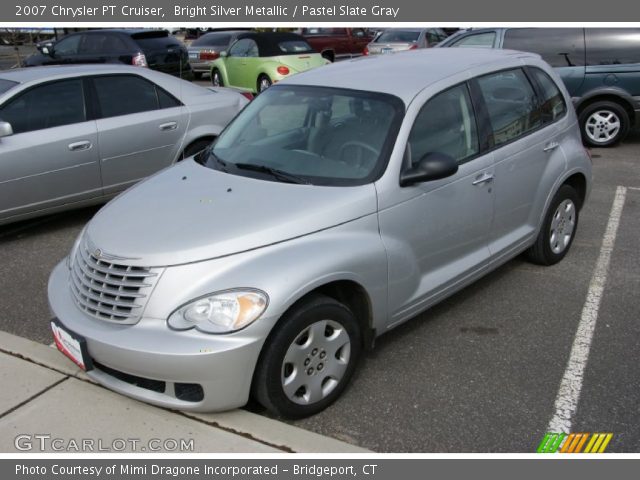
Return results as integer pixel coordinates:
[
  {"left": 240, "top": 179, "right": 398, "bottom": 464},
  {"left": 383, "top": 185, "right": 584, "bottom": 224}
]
[{"left": 276, "top": 65, "right": 290, "bottom": 75}]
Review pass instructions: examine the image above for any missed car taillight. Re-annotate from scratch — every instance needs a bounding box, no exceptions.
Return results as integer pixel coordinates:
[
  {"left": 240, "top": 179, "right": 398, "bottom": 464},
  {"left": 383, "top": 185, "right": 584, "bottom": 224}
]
[
  {"left": 132, "top": 52, "right": 148, "bottom": 67},
  {"left": 363, "top": 46, "right": 369, "bottom": 55},
  {"left": 277, "top": 66, "right": 290, "bottom": 75},
  {"left": 409, "top": 44, "right": 418, "bottom": 50},
  {"left": 199, "top": 49, "right": 219, "bottom": 61},
  {"left": 240, "top": 92, "right": 254, "bottom": 101}
]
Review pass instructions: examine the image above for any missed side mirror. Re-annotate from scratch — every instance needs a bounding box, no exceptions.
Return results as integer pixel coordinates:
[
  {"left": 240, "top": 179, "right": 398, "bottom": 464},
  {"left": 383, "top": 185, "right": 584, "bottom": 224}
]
[
  {"left": 400, "top": 152, "right": 458, "bottom": 187},
  {"left": 220, "top": 51, "right": 228, "bottom": 58},
  {"left": 0, "top": 121, "right": 14, "bottom": 138}
]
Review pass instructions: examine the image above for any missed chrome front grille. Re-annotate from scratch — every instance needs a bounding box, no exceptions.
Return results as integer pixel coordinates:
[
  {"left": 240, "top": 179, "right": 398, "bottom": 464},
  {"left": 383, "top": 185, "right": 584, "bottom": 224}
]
[{"left": 70, "top": 243, "right": 161, "bottom": 324}]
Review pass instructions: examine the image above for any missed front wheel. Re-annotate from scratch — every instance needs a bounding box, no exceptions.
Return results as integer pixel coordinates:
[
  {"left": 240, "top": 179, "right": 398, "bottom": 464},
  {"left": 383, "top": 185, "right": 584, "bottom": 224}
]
[
  {"left": 253, "top": 294, "right": 361, "bottom": 419},
  {"left": 211, "top": 69, "right": 223, "bottom": 87},
  {"left": 579, "top": 100, "right": 629, "bottom": 147},
  {"left": 526, "top": 185, "right": 580, "bottom": 266},
  {"left": 257, "top": 74, "right": 272, "bottom": 94}
]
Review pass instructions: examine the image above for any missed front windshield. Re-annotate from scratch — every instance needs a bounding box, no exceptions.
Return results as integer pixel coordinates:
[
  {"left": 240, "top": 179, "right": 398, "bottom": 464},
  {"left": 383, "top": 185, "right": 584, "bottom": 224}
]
[{"left": 206, "top": 85, "right": 404, "bottom": 186}]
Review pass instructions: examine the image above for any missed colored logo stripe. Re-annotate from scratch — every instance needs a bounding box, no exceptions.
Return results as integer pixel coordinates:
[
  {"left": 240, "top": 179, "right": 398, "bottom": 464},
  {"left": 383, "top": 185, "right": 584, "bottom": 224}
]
[{"left": 537, "top": 433, "right": 613, "bottom": 453}]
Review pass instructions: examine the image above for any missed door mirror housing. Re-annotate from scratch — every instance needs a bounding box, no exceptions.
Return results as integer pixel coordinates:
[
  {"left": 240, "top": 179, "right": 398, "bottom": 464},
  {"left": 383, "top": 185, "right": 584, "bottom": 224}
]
[
  {"left": 0, "top": 121, "right": 14, "bottom": 138},
  {"left": 400, "top": 152, "right": 458, "bottom": 187},
  {"left": 37, "top": 41, "right": 54, "bottom": 55}
]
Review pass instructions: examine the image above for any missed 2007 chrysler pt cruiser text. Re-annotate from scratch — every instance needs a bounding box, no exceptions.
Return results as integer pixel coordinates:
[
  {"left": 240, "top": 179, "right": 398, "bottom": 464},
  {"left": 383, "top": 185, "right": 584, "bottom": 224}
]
[{"left": 49, "top": 49, "right": 592, "bottom": 418}]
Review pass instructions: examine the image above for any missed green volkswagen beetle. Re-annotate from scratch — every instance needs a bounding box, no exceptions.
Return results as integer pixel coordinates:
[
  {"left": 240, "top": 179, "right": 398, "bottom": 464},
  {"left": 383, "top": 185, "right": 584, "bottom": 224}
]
[{"left": 210, "top": 32, "right": 330, "bottom": 94}]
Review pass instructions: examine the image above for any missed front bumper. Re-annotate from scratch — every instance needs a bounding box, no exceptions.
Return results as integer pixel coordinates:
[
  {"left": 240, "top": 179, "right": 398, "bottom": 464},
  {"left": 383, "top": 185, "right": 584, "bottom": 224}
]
[{"left": 48, "top": 261, "right": 266, "bottom": 412}]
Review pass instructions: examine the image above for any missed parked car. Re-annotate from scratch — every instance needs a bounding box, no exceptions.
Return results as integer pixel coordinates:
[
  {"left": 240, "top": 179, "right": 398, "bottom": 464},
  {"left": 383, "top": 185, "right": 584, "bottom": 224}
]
[
  {"left": 210, "top": 32, "right": 329, "bottom": 94},
  {"left": 48, "top": 49, "right": 591, "bottom": 418},
  {"left": 187, "top": 30, "right": 247, "bottom": 80},
  {"left": 363, "top": 28, "right": 448, "bottom": 55},
  {"left": 298, "top": 28, "right": 374, "bottom": 62},
  {"left": 439, "top": 28, "right": 640, "bottom": 147},
  {"left": 23, "top": 29, "right": 192, "bottom": 79},
  {"left": 0, "top": 65, "right": 248, "bottom": 226}
]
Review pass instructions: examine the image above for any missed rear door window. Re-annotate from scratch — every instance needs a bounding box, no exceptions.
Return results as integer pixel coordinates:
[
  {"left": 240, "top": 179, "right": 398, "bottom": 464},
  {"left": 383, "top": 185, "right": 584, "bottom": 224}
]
[
  {"left": 503, "top": 28, "right": 585, "bottom": 67},
  {"left": 80, "top": 33, "right": 129, "bottom": 55},
  {"left": 93, "top": 75, "right": 160, "bottom": 118},
  {"left": 585, "top": 28, "right": 640, "bottom": 65},
  {"left": 476, "top": 69, "right": 543, "bottom": 146}
]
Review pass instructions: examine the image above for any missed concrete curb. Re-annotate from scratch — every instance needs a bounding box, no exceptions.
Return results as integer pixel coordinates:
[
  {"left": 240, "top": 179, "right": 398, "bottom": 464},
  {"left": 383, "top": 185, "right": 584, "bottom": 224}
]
[{"left": 0, "top": 331, "right": 370, "bottom": 453}]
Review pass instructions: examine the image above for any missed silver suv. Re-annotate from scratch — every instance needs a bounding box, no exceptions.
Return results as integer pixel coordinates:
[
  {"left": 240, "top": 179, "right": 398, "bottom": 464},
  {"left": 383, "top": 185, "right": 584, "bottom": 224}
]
[{"left": 48, "top": 49, "right": 592, "bottom": 418}]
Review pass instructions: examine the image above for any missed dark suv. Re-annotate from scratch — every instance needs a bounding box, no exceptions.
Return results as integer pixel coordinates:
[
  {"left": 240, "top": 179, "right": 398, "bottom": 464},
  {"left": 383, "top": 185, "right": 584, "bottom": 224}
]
[
  {"left": 439, "top": 28, "right": 640, "bottom": 147},
  {"left": 24, "top": 29, "right": 191, "bottom": 79}
]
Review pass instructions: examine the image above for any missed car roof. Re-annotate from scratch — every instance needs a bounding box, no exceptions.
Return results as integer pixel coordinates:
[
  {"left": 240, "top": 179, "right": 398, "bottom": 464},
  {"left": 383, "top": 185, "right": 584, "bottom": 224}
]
[
  {"left": 74, "top": 28, "right": 165, "bottom": 36},
  {"left": 0, "top": 64, "right": 154, "bottom": 84},
  {"left": 284, "top": 48, "right": 539, "bottom": 105},
  {"left": 235, "top": 32, "right": 311, "bottom": 57},
  {"left": 0, "top": 64, "right": 194, "bottom": 92}
]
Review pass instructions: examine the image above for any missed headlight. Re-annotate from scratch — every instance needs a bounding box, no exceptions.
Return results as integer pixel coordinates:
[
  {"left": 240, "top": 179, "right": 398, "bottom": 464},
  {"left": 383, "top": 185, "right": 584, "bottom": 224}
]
[
  {"left": 167, "top": 290, "right": 268, "bottom": 334},
  {"left": 66, "top": 225, "right": 87, "bottom": 270}
]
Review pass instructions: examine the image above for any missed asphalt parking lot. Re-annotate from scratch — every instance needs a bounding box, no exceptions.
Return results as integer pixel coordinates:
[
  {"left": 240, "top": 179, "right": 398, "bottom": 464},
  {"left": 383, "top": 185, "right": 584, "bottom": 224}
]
[{"left": 0, "top": 131, "right": 638, "bottom": 453}]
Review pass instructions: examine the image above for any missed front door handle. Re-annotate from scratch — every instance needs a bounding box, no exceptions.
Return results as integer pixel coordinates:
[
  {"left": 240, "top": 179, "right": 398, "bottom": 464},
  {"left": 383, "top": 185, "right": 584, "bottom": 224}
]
[
  {"left": 159, "top": 122, "right": 178, "bottom": 131},
  {"left": 68, "top": 141, "right": 92, "bottom": 151},
  {"left": 543, "top": 142, "right": 560, "bottom": 152},
  {"left": 472, "top": 172, "right": 494, "bottom": 186}
]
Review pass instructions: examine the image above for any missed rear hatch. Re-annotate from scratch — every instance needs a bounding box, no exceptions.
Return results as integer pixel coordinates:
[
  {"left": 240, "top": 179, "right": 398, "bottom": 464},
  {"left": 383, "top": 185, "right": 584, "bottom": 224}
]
[
  {"left": 130, "top": 30, "right": 191, "bottom": 77},
  {"left": 276, "top": 53, "right": 326, "bottom": 74}
]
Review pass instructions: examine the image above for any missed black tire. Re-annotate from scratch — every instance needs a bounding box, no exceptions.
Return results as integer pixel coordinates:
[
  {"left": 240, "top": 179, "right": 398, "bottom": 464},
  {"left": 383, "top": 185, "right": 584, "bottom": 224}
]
[
  {"left": 253, "top": 294, "right": 361, "bottom": 419},
  {"left": 211, "top": 69, "right": 223, "bottom": 87},
  {"left": 526, "top": 185, "right": 580, "bottom": 266},
  {"left": 257, "top": 74, "right": 272, "bottom": 94},
  {"left": 180, "top": 138, "right": 213, "bottom": 160},
  {"left": 578, "top": 100, "right": 629, "bottom": 148},
  {"left": 192, "top": 71, "right": 203, "bottom": 80}
]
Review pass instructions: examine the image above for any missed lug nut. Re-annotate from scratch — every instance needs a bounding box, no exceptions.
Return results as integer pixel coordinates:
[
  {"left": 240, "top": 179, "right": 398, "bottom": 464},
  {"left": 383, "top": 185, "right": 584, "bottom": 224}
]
[
  {"left": 311, "top": 348, "right": 318, "bottom": 356},
  {"left": 317, "top": 363, "right": 324, "bottom": 371},
  {"left": 304, "top": 359, "right": 310, "bottom": 366},
  {"left": 319, "top": 351, "right": 326, "bottom": 359},
  {"left": 307, "top": 368, "right": 314, "bottom": 376}
]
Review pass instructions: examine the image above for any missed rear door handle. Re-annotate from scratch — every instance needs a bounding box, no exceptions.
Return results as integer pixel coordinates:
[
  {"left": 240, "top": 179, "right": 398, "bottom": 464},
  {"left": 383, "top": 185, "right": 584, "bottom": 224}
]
[
  {"left": 543, "top": 142, "right": 560, "bottom": 152},
  {"left": 159, "top": 122, "right": 178, "bottom": 131},
  {"left": 68, "top": 141, "right": 92, "bottom": 151},
  {"left": 472, "top": 172, "right": 494, "bottom": 185}
]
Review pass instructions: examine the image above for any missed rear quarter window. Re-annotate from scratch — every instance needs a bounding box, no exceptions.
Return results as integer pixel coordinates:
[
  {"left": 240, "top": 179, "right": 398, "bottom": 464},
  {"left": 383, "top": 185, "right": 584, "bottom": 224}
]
[{"left": 585, "top": 28, "right": 640, "bottom": 65}]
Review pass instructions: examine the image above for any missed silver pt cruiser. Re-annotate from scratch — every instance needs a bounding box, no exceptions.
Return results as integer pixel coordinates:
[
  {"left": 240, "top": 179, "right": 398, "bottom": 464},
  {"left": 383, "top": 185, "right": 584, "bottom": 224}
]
[{"left": 49, "top": 49, "right": 592, "bottom": 418}]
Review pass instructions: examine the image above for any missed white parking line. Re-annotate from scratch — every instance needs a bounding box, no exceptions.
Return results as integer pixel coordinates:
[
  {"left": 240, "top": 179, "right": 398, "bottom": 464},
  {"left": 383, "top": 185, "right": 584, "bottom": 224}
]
[
  {"left": 628, "top": 186, "right": 640, "bottom": 191},
  {"left": 548, "top": 186, "right": 627, "bottom": 434}
]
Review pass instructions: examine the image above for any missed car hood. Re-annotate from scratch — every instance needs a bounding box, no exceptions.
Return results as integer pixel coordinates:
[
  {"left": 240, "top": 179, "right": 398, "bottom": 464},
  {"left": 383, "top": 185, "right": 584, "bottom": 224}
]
[{"left": 86, "top": 159, "right": 377, "bottom": 267}]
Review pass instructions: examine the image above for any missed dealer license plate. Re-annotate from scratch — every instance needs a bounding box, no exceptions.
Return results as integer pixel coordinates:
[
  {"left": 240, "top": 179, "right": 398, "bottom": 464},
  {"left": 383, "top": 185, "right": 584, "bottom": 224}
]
[{"left": 51, "top": 319, "right": 93, "bottom": 371}]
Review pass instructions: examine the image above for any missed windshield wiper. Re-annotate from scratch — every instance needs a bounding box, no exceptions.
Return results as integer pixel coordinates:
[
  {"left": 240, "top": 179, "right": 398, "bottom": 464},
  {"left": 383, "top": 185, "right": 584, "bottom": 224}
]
[{"left": 233, "top": 163, "right": 311, "bottom": 185}]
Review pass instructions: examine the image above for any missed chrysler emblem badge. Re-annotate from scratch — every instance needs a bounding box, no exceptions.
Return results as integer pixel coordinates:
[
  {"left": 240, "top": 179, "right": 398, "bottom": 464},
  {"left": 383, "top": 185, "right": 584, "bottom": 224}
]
[{"left": 94, "top": 248, "right": 102, "bottom": 258}]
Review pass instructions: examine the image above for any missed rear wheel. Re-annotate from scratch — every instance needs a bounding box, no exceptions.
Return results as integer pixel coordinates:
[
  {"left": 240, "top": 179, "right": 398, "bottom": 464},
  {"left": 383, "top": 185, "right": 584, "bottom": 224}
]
[
  {"left": 257, "top": 74, "right": 272, "bottom": 94},
  {"left": 253, "top": 294, "right": 361, "bottom": 419},
  {"left": 526, "top": 185, "right": 580, "bottom": 266},
  {"left": 211, "top": 69, "right": 223, "bottom": 87},
  {"left": 579, "top": 100, "right": 629, "bottom": 147}
]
